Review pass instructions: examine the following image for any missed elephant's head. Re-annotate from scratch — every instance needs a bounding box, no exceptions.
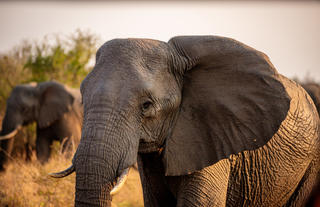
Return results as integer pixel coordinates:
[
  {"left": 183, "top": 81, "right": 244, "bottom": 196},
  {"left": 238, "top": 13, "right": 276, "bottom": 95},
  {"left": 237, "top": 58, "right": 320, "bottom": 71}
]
[
  {"left": 0, "top": 81, "right": 75, "bottom": 169},
  {"left": 60, "top": 36, "right": 290, "bottom": 206}
]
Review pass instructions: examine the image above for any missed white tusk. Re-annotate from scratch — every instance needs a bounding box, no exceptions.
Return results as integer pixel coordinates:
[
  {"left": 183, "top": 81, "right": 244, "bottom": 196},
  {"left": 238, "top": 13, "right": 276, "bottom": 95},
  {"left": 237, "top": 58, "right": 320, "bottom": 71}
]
[
  {"left": 0, "top": 126, "right": 21, "bottom": 141},
  {"left": 110, "top": 168, "right": 130, "bottom": 196},
  {"left": 49, "top": 165, "right": 75, "bottom": 178}
]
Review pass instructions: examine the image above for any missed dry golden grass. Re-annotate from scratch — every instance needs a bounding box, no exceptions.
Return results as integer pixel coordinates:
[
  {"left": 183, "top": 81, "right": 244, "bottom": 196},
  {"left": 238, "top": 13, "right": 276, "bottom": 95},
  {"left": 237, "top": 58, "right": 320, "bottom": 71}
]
[
  {"left": 0, "top": 154, "right": 75, "bottom": 207},
  {"left": 0, "top": 145, "right": 143, "bottom": 207}
]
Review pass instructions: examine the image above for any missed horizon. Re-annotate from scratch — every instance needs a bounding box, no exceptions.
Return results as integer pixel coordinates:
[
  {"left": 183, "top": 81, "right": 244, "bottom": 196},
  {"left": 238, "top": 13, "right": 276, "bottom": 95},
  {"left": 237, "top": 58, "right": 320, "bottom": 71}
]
[{"left": 0, "top": 1, "right": 319, "bottom": 81}]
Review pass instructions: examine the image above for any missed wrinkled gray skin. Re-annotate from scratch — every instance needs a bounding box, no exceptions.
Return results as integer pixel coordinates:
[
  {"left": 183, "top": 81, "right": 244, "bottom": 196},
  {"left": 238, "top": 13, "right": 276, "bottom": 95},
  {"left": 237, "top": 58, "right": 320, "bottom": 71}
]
[
  {"left": 302, "top": 83, "right": 320, "bottom": 115},
  {"left": 302, "top": 82, "right": 320, "bottom": 207},
  {"left": 72, "top": 36, "right": 320, "bottom": 206},
  {"left": 0, "top": 81, "right": 83, "bottom": 171}
]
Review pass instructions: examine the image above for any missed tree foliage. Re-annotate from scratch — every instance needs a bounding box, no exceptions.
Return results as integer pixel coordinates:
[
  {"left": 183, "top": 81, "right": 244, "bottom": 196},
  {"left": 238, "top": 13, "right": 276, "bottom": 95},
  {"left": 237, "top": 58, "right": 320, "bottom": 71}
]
[
  {"left": 0, "top": 41, "right": 32, "bottom": 109},
  {"left": 24, "top": 30, "right": 98, "bottom": 87}
]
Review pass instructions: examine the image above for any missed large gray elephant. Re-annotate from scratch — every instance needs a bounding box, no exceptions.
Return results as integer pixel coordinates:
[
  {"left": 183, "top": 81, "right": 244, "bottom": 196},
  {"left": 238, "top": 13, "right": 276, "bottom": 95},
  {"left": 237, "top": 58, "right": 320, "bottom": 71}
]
[
  {"left": 0, "top": 81, "right": 83, "bottom": 171},
  {"left": 53, "top": 36, "right": 320, "bottom": 206}
]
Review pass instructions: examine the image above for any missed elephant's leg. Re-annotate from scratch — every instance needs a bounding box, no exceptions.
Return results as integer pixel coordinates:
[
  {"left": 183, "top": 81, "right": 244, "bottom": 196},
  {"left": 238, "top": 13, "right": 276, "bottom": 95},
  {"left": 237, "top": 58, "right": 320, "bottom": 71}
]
[
  {"left": 5, "top": 139, "right": 14, "bottom": 156},
  {"left": 175, "top": 159, "right": 230, "bottom": 207},
  {"left": 54, "top": 116, "right": 78, "bottom": 158},
  {"left": 172, "top": 159, "right": 230, "bottom": 207},
  {"left": 36, "top": 128, "right": 54, "bottom": 163},
  {"left": 0, "top": 139, "right": 14, "bottom": 171},
  {"left": 305, "top": 177, "right": 320, "bottom": 207},
  {"left": 285, "top": 157, "right": 320, "bottom": 207},
  {"left": 138, "top": 152, "right": 177, "bottom": 207},
  {"left": 25, "top": 142, "right": 32, "bottom": 162}
]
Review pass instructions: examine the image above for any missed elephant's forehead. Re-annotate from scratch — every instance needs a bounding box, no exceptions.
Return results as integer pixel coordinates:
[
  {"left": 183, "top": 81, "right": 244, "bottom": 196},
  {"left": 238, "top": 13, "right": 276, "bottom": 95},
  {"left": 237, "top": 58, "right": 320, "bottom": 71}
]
[
  {"left": 102, "top": 38, "right": 165, "bottom": 52},
  {"left": 98, "top": 38, "right": 169, "bottom": 64},
  {"left": 11, "top": 84, "right": 35, "bottom": 96},
  {"left": 91, "top": 39, "right": 171, "bottom": 84},
  {"left": 94, "top": 68, "right": 170, "bottom": 95},
  {"left": 81, "top": 38, "right": 172, "bottom": 98}
]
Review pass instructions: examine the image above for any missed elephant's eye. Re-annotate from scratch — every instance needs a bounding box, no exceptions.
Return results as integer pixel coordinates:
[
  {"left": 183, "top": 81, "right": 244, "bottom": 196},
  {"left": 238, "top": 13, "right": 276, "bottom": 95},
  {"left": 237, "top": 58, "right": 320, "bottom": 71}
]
[{"left": 142, "top": 101, "right": 152, "bottom": 111}]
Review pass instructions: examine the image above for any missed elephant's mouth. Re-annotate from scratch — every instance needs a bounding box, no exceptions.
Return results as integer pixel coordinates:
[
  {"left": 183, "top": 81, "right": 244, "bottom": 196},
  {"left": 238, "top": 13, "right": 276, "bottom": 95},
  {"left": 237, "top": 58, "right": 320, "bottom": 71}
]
[{"left": 138, "top": 140, "right": 163, "bottom": 153}]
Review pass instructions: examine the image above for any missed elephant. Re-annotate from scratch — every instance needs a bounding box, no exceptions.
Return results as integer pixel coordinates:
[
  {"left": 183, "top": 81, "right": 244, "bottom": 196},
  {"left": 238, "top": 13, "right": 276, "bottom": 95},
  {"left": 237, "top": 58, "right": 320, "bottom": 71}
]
[
  {"left": 302, "top": 83, "right": 320, "bottom": 115},
  {"left": 52, "top": 36, "right": 320, "bottom": 206},
  {"left": 0, "top": 81, "right": 83, "bottom": 171},
  {"left": 301, "top": 82, "right": 320, "bottom": 206}
]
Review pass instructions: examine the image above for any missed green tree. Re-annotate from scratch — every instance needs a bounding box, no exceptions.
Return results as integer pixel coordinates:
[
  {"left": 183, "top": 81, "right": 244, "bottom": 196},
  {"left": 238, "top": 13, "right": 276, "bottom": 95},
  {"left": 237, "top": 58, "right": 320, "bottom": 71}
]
[{"left": 24, "top": 29, "right": 98, "bottom": 87}]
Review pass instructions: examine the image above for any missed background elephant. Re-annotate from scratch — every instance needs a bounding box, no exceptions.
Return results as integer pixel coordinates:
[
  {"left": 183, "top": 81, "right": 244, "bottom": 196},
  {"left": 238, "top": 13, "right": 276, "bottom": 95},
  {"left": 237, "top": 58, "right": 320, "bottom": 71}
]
[
  {"left": 0, "top": 81, "right": 83, "bottom": 171},
  {"left": 54, "top": 36, "right": 319, "bottom": 206}
]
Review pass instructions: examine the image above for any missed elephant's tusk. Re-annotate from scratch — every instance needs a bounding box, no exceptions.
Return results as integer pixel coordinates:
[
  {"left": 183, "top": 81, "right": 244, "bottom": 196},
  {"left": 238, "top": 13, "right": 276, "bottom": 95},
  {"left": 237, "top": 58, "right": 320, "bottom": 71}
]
[
  {"left": 49, "top": 164, "right": 75, "bottom": 178},
  {"left": 110, "top": 168, "right": 130, "bottom": 196},
  {"left": 0, "top": 126, "right": 21, "bottom": 141}
]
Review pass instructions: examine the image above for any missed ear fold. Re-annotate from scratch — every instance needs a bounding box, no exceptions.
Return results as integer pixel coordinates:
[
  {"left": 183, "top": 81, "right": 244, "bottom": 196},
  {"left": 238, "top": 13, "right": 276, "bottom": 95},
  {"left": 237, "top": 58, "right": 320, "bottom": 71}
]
[
  {"left": 38, "top": 81, "right": 74, "bottom": 128},
  {"left": 162, "top": 36, "right": 291, "bottom": 176}
]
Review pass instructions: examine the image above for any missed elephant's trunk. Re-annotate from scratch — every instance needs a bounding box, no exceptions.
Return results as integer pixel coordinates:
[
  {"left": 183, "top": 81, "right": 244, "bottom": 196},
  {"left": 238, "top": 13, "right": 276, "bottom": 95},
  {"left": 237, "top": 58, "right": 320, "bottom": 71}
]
[
  {"left": 0, "top": 109, "right": 22, "bottom": 170},
  {"left": 74, "top": 142, "right": 115, "bottom": 207},
  {"left": 73, "top": 108, "right": 139, "bottom": 207},
  {"left": 0, "top": 107, "right": 22, "bottom": 136},
  {"left": 75, "top": 162, "right": 113, "bottom": 206}
]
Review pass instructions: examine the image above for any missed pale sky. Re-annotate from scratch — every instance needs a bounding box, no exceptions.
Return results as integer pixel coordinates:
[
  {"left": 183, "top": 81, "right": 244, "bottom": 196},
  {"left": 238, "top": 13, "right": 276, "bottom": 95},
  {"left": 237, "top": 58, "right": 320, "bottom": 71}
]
[{"left": 0, "top": 1, "right": 319, "bottom": 82}]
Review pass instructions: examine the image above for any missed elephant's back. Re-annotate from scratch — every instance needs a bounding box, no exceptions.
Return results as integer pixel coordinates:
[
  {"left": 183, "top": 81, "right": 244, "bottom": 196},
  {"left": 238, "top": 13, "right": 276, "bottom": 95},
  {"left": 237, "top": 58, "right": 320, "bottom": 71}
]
[
  {"left": 274, "top": 75, "right": 319, "bottom": 149},
  {"left": 302, "top": 83, "right": 320, "bottom": 115},
  {"left": 226, "top": 74, "right": 320, "bottom": 206}
]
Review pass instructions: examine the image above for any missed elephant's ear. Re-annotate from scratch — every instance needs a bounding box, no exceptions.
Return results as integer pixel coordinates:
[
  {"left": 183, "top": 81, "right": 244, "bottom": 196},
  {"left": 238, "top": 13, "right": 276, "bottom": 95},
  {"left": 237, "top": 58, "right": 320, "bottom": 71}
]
[
  {"left": 38, "top": 82, "right": 74, "bottom": 128},
  {"left": 163, "top": 36, "right": 291, "bottom": 176}
]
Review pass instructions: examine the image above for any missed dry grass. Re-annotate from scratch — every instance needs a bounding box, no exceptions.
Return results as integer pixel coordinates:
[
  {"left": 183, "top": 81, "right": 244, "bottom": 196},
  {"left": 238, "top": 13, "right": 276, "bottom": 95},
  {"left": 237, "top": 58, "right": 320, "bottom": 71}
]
[
  {"left": 0, "top": 145, "right": 143, "bottom": 207},
  {"left": 0, "top": 154, "right": 75, "bottom": 207}
]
